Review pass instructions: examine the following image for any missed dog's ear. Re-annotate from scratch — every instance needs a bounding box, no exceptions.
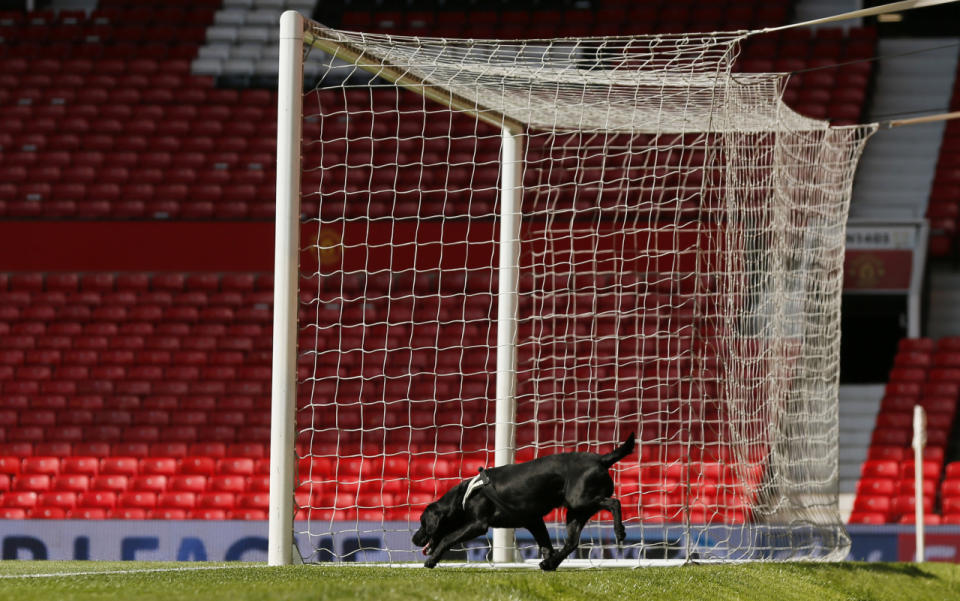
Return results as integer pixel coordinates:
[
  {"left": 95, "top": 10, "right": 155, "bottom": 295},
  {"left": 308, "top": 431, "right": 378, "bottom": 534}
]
[{"left": 421, "top": 503, "right": 442, "bottom": 535}]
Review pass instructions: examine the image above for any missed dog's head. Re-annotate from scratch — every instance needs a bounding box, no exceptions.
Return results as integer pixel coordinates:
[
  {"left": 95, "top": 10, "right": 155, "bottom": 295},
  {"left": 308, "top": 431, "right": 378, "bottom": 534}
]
[{"left": 411, "top": 501, "right": 444, "bottom": 555}]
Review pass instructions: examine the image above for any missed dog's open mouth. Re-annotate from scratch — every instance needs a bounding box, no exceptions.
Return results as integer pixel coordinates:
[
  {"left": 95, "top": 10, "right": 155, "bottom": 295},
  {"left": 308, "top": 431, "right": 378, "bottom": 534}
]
[{"left": 422, "top": 542, "right": 433, "bottom": 556}]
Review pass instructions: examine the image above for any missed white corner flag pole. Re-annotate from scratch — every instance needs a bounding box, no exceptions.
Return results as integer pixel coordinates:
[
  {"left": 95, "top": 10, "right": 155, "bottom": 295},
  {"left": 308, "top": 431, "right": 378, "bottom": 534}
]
[{"left": 913, "top": 405, "right": 927, "bottom": 562}]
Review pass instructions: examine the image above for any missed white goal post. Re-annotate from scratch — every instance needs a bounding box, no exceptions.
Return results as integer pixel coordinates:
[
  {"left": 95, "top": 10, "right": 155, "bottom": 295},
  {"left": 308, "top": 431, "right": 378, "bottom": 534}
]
[{"left": 270, "top": 10, "right": 877, "bottom": 566}]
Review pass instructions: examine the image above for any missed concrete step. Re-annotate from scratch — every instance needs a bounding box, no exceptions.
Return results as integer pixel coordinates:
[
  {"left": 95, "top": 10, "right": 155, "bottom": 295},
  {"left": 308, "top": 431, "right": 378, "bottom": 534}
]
[{"left": 840, "top": 463, "right": 865, "bottom": 482}]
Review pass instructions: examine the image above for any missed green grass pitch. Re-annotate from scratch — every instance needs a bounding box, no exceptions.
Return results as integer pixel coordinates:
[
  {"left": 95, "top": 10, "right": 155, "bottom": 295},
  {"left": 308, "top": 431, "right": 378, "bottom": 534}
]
[{"left": 1, "top": 562, "right": 960, "bottom": 601}]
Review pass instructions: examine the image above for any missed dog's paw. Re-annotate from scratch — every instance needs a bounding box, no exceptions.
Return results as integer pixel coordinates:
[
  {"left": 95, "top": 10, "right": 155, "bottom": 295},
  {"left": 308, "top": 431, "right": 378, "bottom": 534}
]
[
  {"left": 615, "top": 526, "right": 626, "bottom": 546},
  {"left": 538, "top": 557, "right": 558, "bottom": 572},
  {"left": 424, "top": 557, "right": 439, "bottom": 569}
]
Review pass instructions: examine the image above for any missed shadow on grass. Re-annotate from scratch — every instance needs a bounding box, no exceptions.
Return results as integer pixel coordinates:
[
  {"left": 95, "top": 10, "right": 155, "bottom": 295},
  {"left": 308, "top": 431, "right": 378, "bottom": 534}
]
[{"left": 794, "top": 562, "right": 935, "bottom": 580}]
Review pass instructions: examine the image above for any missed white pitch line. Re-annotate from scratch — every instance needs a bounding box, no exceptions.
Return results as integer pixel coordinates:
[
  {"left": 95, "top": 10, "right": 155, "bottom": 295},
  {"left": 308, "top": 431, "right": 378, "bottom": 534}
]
[{"left": 0, "top": 564, "right": 274, "bottom": 580}]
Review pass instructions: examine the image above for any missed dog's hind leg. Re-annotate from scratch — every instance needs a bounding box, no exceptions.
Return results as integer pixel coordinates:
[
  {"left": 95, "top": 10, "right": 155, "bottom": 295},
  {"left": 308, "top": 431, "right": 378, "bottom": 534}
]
[
  {"left": 598, "top": 497, "right": 626, "bottom": 547},
  {"left": 423, "top": 523, "right": 487, "bottom": 569},
  {"left": 538, "top": 510, "right": 589, "bottom": 571},
  {"left": 525, "top": 518, "right": 555, "bottom": 563}
]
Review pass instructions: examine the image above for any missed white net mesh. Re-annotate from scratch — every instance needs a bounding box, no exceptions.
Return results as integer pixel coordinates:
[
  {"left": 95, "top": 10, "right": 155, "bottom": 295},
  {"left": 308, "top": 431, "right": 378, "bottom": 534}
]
[{"left": 289, "top": 23, "right": 876, "bottom": 563}]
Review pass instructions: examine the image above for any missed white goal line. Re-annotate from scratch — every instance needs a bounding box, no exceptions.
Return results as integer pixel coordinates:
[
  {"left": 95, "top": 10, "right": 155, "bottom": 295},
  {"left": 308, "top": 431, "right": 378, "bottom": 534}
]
[{"left": 0, "top": 564, "right": 270, "bottom": 580}]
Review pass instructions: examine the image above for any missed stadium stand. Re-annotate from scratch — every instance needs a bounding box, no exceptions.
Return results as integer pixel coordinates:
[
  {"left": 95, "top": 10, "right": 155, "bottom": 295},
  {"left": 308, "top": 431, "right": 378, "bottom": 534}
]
[
  {"left": 0, "top": 2, "right": 897, "bottom": 524},
  {"left": 849, "top": 337, "right": 960, "bottom": 524},
  {"left": 0, "top": 3, "right": 875, "bottom": 219}
]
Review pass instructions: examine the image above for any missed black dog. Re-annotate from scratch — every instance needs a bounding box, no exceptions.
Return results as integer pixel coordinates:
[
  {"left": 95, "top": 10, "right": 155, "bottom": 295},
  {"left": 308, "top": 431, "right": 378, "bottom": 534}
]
[{"left": 412, "top": 432, "right": 635, "bottom": 570}]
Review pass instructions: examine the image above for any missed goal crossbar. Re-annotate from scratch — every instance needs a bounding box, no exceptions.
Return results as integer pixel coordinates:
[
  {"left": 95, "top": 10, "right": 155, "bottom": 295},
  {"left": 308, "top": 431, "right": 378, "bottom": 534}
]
[{"left": 304, "top": 22, "right": 524, "bottom": 133}]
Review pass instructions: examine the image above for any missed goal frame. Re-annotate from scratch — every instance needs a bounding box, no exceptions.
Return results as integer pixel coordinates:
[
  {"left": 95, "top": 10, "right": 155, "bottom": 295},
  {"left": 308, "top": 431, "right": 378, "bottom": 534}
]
[
  {"left": 269, "top": 10, "right": 526, "bottom": 566},
  {"left": 268, "top": 11, "right": 876, "bottom": 567}
]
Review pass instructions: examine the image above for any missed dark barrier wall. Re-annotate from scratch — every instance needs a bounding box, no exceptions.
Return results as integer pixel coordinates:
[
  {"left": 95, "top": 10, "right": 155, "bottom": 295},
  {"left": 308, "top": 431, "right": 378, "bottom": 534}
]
[{"left": 0, "top": 222, "right": 275, "bottom": 272}]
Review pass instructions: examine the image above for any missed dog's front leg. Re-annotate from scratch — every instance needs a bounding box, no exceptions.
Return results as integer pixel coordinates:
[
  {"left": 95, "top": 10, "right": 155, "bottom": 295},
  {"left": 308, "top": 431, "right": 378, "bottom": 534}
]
[
  {"left": 424, "top": 523, "right": 488, "bottom": 568},
  {"left": 525, "top": 519, "right": 555, "bottom": 563},
  {"left": 539, "top": 511, "right": 588, "bottom": 571}
]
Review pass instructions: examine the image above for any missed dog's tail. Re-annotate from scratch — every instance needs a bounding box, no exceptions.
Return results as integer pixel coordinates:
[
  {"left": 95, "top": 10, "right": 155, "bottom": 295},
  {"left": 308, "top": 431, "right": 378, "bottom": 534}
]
[{"left": 599, "top": 432, "right": 636, "bottom": 468}]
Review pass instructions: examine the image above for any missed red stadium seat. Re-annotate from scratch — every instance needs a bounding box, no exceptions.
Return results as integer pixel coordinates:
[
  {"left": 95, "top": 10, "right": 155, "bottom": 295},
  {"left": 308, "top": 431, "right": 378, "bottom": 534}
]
[
  {"left": 33, "top": 506, "right": 68, "bottom": 519},
  {"left": 901, "top": 459, "right": 941, "bottom": 481},
  {"left": 169, "top": 474, "right": 206, "bottom": 493},
  {"left": 876, "top": 412, "right": 913, "bottom": 430},
  {"left": 112, "top": 507, "right": 148, "bottom": 519},
  {"left": 881, "top": 395, "right": 920, "bottom": 413},
  {"left": 192, "top": 508, "right": 228, "bottom": 520},
  {"left": 209, "top": 475, "right": 246, "bottom": 494},
  {"left": 73, "top": 507, "right": 108, "bottom": 519},
  {"left": 848, "top": 511, "right": 885, "bottom": 525},
  {"left": 180, "top": 456, "right": 216, "bottom": 476},
  {"left": 78, "top": 490, "right": 117, "bottom": 510},
  {"left": 132, "top": 474, "right": 168, "bottom": 494},
  {"left": 891, "top": 494, "right": 934, "bottom": 518},
  {"left": 112, "top": 441, "right": 150, "bottom": 457},
  {"left": 38, "top": 490, "right": 77, "bottom": 511},
  {"left": 189, "top": 442, "right": 226, "bottom": 458},
  {"left": 13, "top": 473, "right": 51, "bottom": 492},
  {"left": 150, "top": 442, "right": 189, "bottom": 458},
  {"left": 856, "top": 478, "right": 896, "bottom": 496},
  {"left": 867, "top": 446, "right": 907, "bottom": 462},
  {"left": 898, "top": 476, "right": 937, "bottom": 496},
  {"left": 236, "top": 492, "right": 269, "bottom": 511},
  {"left": 100, "top": 456, "right": 138, "bottom": 478},
  {"left": 861, "top": 459, "right": 900, "bottom": 479},
  {"left": 0, "top": 456, "right": 21, "bottom": 476},
  {"left": 943, "top": 480, "right": 960, "bottom": 498},
  {"left": 91, "top": 473, "right": 129, "bottom": 493},
  {"left": 852, "top": 494, "right": 892, "bottom": 516},
  {"left": 248, "top": 475, "right": 270, "bottom": 492},
  {"left": 226, "top": 442, "right": 265, "bottom": 458},
  {"left": 871, "top": 428, "right": 911, "bottom": 446},
  {"left": 157, "top": 491, "right": 196, "bottom": 510},
  {"left": 117, "top": 491, "right": 157, "bottom": 510},
  {"left": 139, "top": 457, "right": 178, "bottom": 476},
  {"left": 53, "top": 474, "right": 90, "bottom": 493},
  {"left": 943, "top": 495, "right": 960, "bottom": 516},
  {"left": 73, "top": 441, "right": 111, "bottom": 457},
  {"left": 218, "top": 457, "right": 255, "bottom": 477},
  {"left": 151, "top": 507, "right": 187, "bottom": 519},
  {"left": 3, "top": 490, "right": 38, "bottom": 509},
  {"left": 197, "top": 491, "right": 236, "bottom": 511},
  {"left": 888, "top": 367, "right": 926, "bottom": 382}
]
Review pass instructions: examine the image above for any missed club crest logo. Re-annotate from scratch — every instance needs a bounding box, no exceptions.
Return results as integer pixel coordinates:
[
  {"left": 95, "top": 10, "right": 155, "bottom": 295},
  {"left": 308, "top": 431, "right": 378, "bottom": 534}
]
[
  {"left": 847, "top": 253, "right": 885, "bottom": 288},
  {"left": 315, "top": 229, "right": 342, "bottom": 267}
]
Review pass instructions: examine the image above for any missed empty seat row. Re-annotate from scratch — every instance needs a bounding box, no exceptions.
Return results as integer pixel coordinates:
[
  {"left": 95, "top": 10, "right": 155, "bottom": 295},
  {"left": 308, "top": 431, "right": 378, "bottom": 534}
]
[
  {"left": 0, "top": 472, "right": 270, "bottom": 498},
  {"left": 0, "top": 58, "right": 194, "bottom": 78},
  {"left": 0, "top": 454, "right": 267, "bottom": 479},
  {"left": 1, "top": 86, "right": 270, "bottom": 109},
  {"left": 0, "top": 440, "right": 265, "bottom": 459},
  {"left": 0, "top": 272, "right": 269, "bottom": 294},
  {"left": 1, "top": 488, "right": 270, "bottom": 520},
  {"left": 0, "top": 7, "right": 218, "bottom": 28}
]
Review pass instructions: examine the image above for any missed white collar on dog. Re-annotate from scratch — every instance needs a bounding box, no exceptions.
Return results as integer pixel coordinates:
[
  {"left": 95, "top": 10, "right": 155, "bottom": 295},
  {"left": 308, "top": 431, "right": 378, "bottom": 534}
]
[{"left": 462, "top": 472, "right": 486, "bottom": 508}]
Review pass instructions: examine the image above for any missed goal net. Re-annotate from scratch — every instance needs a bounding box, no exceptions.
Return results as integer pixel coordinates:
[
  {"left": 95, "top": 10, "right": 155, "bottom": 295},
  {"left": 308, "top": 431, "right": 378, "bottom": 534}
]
[{"left": 270, "top": 12, "right": 877, "bottom": 565}]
